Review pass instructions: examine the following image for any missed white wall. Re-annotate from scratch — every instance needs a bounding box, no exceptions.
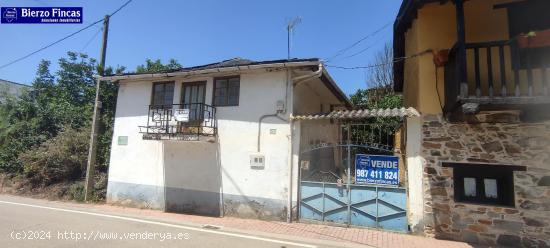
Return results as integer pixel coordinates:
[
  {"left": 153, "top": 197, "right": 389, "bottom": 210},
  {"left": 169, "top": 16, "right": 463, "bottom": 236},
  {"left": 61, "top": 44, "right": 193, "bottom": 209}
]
[
  {"left": 216, "top": 71, "right": 292, "bottom": 218},
  {"left": 405, "top": 116, "right": 425, "bottom": 233},
  {"left": 163, "top": 141, "right": 221, "bottom": 216},
  {"left": 107, "top": 80, "right": 165, "bottom": 209},
  {"left": 107, "top": 70, "right": 295, "bottom": 219},
  {"left": 107, "top": 68, "right": 349, "bottom": 220}
]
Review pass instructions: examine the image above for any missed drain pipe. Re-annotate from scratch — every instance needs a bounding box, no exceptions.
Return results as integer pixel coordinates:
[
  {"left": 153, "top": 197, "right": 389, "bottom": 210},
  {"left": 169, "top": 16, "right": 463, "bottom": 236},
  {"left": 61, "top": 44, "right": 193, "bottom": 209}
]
[
  {"left": 257, "top": 63, "right": 323, "bottom": 153},
  {"left": 257, "top": 113, "right": 287, "bottom": 152},
  {"left": 293, "top": 63, "right": 323, "bottom": 85},
  {"left": 286, "top": 63, "right": 323, "bottom": 223}
]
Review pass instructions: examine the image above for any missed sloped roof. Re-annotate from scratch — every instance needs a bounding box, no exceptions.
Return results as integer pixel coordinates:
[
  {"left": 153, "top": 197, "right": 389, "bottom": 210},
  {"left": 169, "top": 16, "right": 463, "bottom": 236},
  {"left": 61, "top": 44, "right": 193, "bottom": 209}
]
[
  {"left": 291, "top": 107, "right": 420, "bottom": 120},
  {"left": 113, "top": 57, "right": 320, "bottom": 77},
  {"left": 99, "top": 57, "right": 353, "bottom": 108},
  {"left": 0, "top": 79, "right": 29, "bottom": 99}
]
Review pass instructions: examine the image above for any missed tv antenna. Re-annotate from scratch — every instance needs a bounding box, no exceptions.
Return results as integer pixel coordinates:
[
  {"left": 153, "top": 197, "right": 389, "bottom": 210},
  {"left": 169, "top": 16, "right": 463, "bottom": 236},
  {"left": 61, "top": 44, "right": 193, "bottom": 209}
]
[{"left": 287, "top": 17, "right": 302, "bottom": 59}]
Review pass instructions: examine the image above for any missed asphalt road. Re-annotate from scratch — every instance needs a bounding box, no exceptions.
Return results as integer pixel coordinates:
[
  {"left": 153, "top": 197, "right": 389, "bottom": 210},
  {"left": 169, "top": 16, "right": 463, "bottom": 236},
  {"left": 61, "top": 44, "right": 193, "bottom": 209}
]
[{"left": 0, "top": 195, "right": 347, "bottom": 248}]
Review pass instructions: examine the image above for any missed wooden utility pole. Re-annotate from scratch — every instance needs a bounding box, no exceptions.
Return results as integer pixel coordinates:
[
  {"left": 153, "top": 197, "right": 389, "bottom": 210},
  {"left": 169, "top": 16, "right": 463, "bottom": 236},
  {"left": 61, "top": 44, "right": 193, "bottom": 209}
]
[{"left": 85, "top": 15, "right": 109, "bottom": 201}]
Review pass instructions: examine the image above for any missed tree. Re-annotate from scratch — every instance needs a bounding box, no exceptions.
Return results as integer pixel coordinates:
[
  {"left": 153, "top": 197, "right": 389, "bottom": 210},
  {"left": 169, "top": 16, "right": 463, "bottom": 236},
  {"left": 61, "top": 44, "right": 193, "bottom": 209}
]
[
  {"left": 0, "top": 52, "right": 117, "bottom": 173},
  {"left": 350, "top": 42, "right": 401, "bottom": 110},
  {"left": 348, "top": 43, "right": 403, "bottom": 147},
  {"left": 135, "top": 58, "right": 181, "bottom": 73},
  {"left": 0, "top": 53, "right": 181, "bottom": 179}
]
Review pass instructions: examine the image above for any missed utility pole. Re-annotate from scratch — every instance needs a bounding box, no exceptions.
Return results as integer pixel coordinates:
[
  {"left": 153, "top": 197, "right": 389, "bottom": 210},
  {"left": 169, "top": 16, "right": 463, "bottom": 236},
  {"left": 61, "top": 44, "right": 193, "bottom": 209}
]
[
  {"left": 85, "top": 15, "right": 109, "bottom": 201},
  {"left": 287, "top": 17, "right": 301, "bottom": 59}
]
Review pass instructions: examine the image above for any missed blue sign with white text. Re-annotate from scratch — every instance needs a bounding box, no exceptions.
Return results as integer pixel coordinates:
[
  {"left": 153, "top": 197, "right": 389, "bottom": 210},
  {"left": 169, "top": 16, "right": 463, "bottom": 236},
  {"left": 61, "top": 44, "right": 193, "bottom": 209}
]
[
  {"left": 1, "top": 7, "right": 82, "bottom": 24},
  {"left": 355, "top": 154, "right": 399, "bottom": 186}
]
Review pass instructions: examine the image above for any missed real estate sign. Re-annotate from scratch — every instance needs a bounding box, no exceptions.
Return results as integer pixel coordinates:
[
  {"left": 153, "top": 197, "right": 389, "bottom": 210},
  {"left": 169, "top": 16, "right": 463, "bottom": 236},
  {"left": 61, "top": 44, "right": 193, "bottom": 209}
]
[
  {"left": 355, "top": 154, "right": 399, "bottom": 186},
  {"left": 174, "top": 109, "right": 190, "bottom": 122}
]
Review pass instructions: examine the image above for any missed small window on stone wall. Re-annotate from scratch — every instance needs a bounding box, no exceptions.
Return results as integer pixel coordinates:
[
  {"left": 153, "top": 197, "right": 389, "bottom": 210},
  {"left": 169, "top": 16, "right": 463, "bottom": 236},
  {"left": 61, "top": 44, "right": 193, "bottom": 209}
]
[{"left": 444, "top": 163, "right": 525, "bottom": 207}]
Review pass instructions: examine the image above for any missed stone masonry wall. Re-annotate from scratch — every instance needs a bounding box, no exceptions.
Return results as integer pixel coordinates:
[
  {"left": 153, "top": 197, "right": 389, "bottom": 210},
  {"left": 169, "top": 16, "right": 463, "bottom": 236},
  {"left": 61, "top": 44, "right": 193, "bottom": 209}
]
[{"left": 420, "top": 114, "right": 550, "bottom": 247}]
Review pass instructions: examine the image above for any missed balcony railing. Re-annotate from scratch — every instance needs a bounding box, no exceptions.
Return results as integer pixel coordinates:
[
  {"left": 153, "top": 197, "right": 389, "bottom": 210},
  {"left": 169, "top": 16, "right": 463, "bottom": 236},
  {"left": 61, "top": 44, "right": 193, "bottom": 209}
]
[
  {"left": 139, "top": 103, "right": 217, "bottom": 141},
  {"left": 445, "top": 39, "right": 550, "bottom": 110}
]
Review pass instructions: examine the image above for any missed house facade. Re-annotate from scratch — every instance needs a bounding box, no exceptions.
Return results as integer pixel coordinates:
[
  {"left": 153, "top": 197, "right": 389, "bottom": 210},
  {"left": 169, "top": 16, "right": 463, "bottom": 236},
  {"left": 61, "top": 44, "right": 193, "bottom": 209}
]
[
  {"left": 100, "top": 58, "right": 351, "bottom": 220},
  {"left": 395, "top": 0, "right": 550, "bottom": 246}
]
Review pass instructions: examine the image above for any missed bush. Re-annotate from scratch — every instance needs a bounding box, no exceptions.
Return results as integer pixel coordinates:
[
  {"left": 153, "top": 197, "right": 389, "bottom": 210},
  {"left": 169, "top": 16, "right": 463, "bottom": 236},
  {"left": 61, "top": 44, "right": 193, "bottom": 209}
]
[
  {"left": 19, "top": 126, "right": 90, "bottom": 186},
  {"left": 68, "top": 181, "right": 85, "bottom": 202}
]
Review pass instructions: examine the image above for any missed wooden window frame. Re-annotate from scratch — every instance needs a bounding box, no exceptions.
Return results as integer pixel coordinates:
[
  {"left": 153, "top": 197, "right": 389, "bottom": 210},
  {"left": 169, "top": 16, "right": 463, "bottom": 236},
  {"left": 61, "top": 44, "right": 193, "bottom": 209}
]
[
  {"left": 444, "top": 163, "right": 525, "bottom": 207},
  {"left": 151, "top": 81, "right": 175, "bottom": 108},
  {"left": 180, "top": 81, "right": 207, "bottom": 123},
  {"left": 180, "top": 81, "right": 207, "bottom": 105},
  {"left": 212, "top": 76, "right": 240, "bottom": 107}
]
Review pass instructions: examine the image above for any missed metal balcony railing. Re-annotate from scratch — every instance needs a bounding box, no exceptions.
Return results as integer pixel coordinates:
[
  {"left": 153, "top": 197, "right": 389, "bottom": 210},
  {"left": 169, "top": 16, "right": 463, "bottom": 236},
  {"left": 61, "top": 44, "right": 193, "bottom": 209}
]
[{"left": 139, "top": 103, "right": 217, "bottom": 141}]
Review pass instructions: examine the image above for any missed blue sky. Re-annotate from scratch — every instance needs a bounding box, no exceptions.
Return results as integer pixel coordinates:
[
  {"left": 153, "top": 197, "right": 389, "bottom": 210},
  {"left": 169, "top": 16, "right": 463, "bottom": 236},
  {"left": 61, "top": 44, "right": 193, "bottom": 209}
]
[{"left": 0, "top": 0, "right": 401, "bottom": 95}]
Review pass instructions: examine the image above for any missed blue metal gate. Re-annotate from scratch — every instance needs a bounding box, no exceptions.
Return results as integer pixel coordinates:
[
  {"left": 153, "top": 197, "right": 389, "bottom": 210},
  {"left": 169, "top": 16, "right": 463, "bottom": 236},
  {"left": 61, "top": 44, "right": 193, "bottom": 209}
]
[
  {"left": 299, "top": 181, "right": 407, "bottom": 232},
  {"left": 298, "top": 122, "right": 408, "bottom": 232}
]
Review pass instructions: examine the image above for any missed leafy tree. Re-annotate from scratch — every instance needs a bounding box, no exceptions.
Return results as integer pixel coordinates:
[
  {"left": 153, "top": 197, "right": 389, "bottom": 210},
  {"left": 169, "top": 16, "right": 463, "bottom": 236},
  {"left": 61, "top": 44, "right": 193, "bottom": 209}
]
[
  {"left": 135, "top": 58, "right": 181, "bottom": 73},
  {"left": 350, "top": 42, "right": 402, "bottom": 110},
  {"left": 0, "top": 53, "right": 180, "bottom": 181},
  {"left": 0, "top": 52, "right": 117, "bottom": 173},
  {"left": 348, "top": 43, "right": 403, "bottom": 149}
]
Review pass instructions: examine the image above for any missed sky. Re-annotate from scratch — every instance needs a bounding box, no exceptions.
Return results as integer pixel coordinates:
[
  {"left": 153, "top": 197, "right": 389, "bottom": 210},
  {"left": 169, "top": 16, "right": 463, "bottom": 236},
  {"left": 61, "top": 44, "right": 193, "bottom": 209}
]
[{"left": 0, "top": 0, "right": 402, "bottom": 95}]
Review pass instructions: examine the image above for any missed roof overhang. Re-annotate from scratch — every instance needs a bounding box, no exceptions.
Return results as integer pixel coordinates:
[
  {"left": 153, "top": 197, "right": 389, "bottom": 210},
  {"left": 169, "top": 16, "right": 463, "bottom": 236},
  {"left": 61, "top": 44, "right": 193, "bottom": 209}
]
[
  {"left": 393, "top": 0, "right": 451, "bottom": 92},
  {"left": 95, "top": 60, "right": 322, "bottom": 82},
  {"left": 319, "top": 68, "right": 353, "bottom": 109},
  {"left": 96, "top": 59, "right": 353, "bottom": 109}
]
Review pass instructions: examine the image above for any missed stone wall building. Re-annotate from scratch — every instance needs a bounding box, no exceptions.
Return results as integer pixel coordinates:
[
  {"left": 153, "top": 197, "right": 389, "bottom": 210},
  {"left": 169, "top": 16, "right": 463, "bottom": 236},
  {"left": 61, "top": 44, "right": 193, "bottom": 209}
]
[
  {"left": 419, "top": 114, "right": 550, "bottom": 247},
  {"left": 394, "top": 0, "right": 550, "bottom": 246}
]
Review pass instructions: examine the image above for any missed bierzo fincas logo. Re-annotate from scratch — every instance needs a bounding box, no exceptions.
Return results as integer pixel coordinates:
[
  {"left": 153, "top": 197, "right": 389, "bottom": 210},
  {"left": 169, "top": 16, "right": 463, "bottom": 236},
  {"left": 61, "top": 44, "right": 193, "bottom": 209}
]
[
  {"left": 1, "top": 7, "right": 82, "bottom": 24},
  {"left": 2, "top": 8, "right": 17, "bottom": 22}
]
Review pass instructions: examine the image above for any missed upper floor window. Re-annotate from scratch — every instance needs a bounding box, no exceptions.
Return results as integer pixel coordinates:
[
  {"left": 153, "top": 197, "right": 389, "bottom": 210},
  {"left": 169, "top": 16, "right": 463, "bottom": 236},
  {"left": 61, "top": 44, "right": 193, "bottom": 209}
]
[
  {"left": 151, "top": 81, "right": 175, "bottom": 107},
  {"left": 445, "top": 163, "right": 524, "bottom": 207},
  {"left": 213, "top": 76, "right": 240, "bottom": 106}
]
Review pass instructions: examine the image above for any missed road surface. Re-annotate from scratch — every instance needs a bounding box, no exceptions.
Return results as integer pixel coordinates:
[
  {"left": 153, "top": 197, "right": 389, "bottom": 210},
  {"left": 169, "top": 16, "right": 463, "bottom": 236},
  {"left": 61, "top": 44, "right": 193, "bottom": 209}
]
[{"left": 0, "top": 195, "right": 350, "bottom": 248}]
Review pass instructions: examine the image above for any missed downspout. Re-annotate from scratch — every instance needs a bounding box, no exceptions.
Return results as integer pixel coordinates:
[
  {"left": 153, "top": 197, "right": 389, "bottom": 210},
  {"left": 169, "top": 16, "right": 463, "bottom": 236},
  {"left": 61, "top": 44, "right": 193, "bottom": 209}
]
[
  {"left": 257, "top": 113, "right": 287, "bottom": 152},
  {"left": 293, "top": 63, "right": 323, "bottom": 85},
  {"left": 286, "top": 63, "right": 323, "bottom": 223},
  {"left": 256, "top": 63, "right": 322, "bottom": 153}
]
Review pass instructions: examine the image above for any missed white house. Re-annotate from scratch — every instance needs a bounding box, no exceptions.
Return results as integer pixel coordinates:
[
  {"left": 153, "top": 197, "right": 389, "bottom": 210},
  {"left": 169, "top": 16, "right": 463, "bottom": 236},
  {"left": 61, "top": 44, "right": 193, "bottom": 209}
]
[{"left": 99, "top": 58, "right": 352, "bottom": 220}]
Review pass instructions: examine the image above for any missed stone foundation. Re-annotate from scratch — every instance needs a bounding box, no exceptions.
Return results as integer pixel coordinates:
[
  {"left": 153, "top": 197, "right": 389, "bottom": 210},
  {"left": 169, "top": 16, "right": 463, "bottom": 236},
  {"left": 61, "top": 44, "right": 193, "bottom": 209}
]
[{"left": 419, "top": 114, "right": 550, "bottom": 247}]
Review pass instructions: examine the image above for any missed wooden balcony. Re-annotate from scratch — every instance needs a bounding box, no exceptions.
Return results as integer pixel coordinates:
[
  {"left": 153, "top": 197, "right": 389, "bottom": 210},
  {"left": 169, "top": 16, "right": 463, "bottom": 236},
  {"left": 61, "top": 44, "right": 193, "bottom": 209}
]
[{"left": 445, "top": 39, "right": 550, "bottom": 112}]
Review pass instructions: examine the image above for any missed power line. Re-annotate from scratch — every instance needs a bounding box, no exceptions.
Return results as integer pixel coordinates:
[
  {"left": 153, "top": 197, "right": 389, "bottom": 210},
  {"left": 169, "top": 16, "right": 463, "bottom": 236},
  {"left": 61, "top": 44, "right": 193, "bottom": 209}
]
[
  {"left": 110, "top": 0, "right": 133, "bottom": 17},
  {"left": 0, "top": 0, "right": 133, "bottom": 71},
  {"left": 332, "top": 32, "right": 391, "bottom": 62},
  {"left": 325, "top": 21, "right": 392, "bottom": 62},
  {"left": 80, "top": 27, "right": 103, "bottom": 53},
  {"left": 0, "top": 20, "right": 103, "bottom": 70},
  {"left": 325, "top": 49, "right": 432, "bottom": 70},
  {"left": 325, "top": 60, "right": 401, "bottom": 70}
]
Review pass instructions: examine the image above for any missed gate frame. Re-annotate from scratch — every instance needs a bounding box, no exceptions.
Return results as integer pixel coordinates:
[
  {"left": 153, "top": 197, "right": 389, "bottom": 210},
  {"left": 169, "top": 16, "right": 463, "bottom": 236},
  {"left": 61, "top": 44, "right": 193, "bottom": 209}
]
[{"left": 297, "top": 121, "right": 409, "bottom": 231}]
